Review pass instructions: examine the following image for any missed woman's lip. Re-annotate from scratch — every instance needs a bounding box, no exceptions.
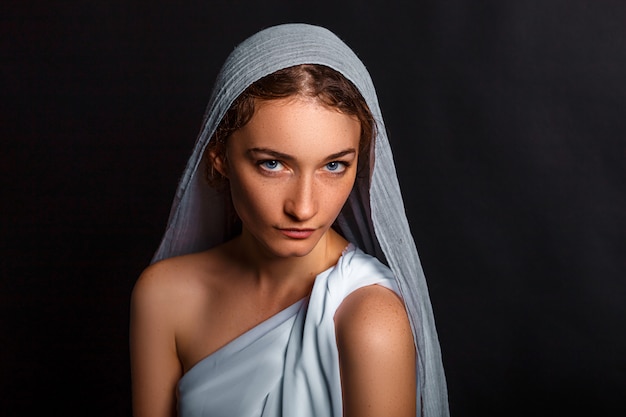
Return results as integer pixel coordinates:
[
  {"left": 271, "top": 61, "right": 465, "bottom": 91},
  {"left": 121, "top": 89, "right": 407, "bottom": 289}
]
[{"left": 278, "top": 228, "right": 315, "bottom": 239}]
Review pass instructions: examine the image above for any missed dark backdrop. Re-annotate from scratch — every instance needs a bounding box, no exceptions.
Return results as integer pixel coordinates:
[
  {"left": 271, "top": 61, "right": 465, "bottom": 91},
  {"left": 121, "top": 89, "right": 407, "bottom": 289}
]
[{"left": 2, "top": 1, "right": 624, "bottom": 416}]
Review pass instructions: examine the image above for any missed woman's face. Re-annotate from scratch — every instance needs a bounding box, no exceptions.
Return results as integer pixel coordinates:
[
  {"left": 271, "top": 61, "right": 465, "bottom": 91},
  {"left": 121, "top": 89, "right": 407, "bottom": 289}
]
[{"left": 214, "top": 96, "right": 361, "bottom": 258}]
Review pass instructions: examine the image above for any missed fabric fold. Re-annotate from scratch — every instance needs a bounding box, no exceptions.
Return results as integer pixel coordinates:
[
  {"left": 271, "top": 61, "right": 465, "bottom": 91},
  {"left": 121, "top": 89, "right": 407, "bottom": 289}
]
[{"left": 178, "top": 246, "right": 401, "bottom": 417}]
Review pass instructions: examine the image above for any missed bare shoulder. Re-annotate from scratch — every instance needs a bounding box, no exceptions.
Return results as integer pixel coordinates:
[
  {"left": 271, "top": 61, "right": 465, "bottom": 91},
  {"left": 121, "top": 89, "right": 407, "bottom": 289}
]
[
  {"left": 335, "top": 285, "right": 413, "bottom": 349},
  {"left": 335, "top": 285, "right": 416, "bottom": 417},
  {"left": 130, "top": 251, "right": 224, "bottom": 417},
  {"left": 132, "top": 252, "right": 211, "bottom": 311},
  {"left": 130, "top": 248, "right": 231, "bottom": 336}
]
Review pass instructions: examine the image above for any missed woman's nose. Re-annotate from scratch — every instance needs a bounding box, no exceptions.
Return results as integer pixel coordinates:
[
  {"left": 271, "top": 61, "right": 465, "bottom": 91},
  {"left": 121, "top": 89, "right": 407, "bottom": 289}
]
[{"left": 284, "top": 175, "right": 318, "bottom": 222}]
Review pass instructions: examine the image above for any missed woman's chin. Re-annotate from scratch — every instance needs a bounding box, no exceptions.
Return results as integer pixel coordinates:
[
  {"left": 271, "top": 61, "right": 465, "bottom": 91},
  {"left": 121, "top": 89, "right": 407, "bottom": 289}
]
[{"left": 262, "top": 239, "right": 319, "bottom": 259}]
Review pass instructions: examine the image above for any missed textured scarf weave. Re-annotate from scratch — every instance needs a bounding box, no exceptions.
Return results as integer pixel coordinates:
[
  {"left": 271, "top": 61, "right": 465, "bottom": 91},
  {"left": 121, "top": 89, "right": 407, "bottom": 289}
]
[{"left": 152, "top": 23, "right": 449, "bottom": 417}]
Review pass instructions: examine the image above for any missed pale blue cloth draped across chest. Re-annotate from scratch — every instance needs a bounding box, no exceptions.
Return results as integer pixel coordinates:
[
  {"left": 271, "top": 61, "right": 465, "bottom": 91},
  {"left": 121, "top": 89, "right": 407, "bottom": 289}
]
[{"left": 177, "top": 245, "right": 398, "bottom": 417}]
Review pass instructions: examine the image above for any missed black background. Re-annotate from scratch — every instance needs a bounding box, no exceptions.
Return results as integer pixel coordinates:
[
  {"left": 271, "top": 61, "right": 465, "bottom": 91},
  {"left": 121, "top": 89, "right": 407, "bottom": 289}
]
[{"left": 2, "top": 1, "right": 625, "bottom": 416}]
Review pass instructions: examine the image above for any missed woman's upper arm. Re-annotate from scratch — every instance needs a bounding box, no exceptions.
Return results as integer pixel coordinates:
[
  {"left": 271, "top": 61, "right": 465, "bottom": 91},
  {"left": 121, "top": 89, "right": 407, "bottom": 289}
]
[
  {"left": 130, "top": 264, "right": 183, "bottom": 417},
  {"left": 335, "top": 285, "right": 417, "bottom": 417}
]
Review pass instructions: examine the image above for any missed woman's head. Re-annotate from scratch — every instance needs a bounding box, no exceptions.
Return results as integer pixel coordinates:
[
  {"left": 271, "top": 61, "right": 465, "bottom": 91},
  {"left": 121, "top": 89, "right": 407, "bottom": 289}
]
[
  {"left": 204, "top": 64, "right": 375, "bottom": 188},
  {"left": 210, "top": 96, "right": 362, "bottom": 258}
]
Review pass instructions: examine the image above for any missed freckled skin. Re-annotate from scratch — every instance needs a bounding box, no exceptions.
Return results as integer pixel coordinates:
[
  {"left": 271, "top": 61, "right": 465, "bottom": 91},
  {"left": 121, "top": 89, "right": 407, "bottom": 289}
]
[{"left": 213, "top": 96, "right": 362, "bottom": 261}]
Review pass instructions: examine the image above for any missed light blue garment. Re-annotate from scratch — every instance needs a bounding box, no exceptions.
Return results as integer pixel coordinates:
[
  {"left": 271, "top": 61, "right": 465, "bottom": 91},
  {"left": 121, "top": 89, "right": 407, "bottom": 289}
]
[
  {"left": 178, "top": 245, "right": 398, "bottom": 417},
  {"left": 154, "top": 23, "right": 449, "bottom": 416}
]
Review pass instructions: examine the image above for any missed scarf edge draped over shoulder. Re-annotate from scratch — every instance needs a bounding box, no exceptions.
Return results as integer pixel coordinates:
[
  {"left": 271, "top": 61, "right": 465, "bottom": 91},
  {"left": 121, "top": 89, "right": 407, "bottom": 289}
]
[{"left": 151, "top": 23, "right": 449, "bottom": 417}]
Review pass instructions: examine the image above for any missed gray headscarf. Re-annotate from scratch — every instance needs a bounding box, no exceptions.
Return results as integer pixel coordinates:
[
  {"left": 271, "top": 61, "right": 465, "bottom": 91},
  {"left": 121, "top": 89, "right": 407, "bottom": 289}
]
[{"left": 152, "top": 23, "right": 449, "bottom": 417}]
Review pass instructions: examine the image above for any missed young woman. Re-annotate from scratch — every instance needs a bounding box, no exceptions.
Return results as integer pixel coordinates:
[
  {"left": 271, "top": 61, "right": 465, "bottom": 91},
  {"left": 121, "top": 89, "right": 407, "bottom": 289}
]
[{"left": 130, "top": 24, "right": 449, "bottom": 417}]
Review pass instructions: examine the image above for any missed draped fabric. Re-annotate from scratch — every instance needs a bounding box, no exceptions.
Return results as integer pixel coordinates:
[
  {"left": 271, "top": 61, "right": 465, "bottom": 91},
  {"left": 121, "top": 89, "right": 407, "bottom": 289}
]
[
  {"left": 178, "top": 245, "right": 398, "bottom": 417},
  {"left": 153, "top": 23, "right": 449, "bottom": 417}
]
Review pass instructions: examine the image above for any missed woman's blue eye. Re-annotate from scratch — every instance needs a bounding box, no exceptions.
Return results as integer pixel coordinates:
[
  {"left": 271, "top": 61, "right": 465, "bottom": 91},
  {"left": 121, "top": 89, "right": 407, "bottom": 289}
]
[
  {"left": 261, "top": 160, "right": 281, "bottom": 170},
  {"left": 325, "top": 161, "right": 345, "bottom": 172}
]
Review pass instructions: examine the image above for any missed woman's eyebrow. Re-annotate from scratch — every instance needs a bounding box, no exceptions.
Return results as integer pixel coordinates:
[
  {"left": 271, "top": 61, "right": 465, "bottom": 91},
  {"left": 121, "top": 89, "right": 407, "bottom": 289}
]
[
  {"left": 247, "top": 147, "right": 356, "bottom": 161},
  {"left": 324, "top": 149, "right": 357, "bottom": 161},
  {"left": 247, "top": 148, "right": 294, "bottom": 161}
]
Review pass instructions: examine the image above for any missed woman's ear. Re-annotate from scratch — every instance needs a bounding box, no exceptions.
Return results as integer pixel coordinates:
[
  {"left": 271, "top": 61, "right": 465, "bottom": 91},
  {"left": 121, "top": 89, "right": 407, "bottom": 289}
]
[{"left": 209, "top": 149, "right": 228, "bottom": 178}]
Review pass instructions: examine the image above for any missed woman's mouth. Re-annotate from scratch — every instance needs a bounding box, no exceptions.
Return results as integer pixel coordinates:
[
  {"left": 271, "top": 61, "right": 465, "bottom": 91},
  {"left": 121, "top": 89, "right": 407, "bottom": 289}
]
[{"left": 278, "top": 228, "right": 316, "bottom": 239}]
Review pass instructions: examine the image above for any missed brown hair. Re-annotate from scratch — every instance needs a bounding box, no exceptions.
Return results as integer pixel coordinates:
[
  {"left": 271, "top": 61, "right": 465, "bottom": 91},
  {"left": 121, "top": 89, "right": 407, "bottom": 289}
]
[{"left": 204, "top": 64, "right": 375, "bottom": 187}]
